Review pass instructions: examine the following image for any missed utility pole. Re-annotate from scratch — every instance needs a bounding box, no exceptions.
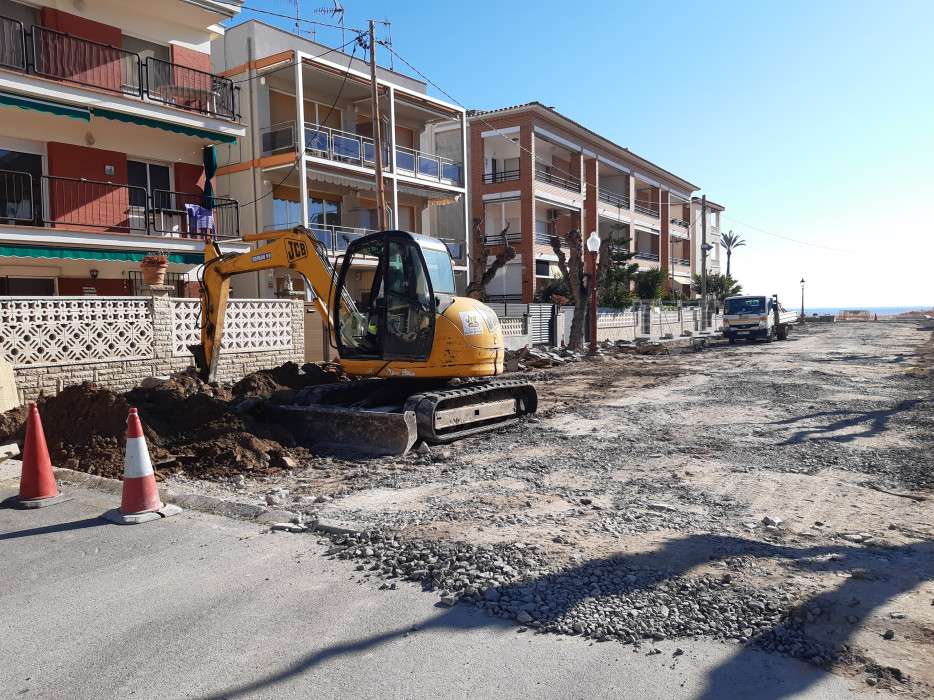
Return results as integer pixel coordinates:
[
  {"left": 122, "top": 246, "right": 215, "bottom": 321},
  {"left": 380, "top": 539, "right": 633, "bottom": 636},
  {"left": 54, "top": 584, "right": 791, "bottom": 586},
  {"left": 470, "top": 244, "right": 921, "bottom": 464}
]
[
  {"left": 368, "top": 20, "right": 388, "bottom": 231},
  {"left": 700, "top": 195, "right": 707, "bottom": 330}
]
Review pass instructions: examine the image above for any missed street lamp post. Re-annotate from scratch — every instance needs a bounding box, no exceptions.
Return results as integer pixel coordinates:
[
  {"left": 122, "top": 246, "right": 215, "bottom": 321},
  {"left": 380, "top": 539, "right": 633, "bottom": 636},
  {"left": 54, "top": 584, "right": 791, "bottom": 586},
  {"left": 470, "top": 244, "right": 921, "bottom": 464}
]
[
  {"left": 800, "top": 278, "right": 806, "bottom": 324},
  {"left": 587, "top": 231, "right": 601, "bottom": 357}
]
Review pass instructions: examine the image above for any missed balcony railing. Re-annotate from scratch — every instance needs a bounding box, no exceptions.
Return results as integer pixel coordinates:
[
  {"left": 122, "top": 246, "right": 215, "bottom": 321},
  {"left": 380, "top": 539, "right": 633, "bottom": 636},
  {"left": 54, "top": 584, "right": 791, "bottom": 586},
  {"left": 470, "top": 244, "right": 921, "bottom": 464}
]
[
  {"left": 258, "top": 121, "right": 464, "bottom": 185},
  {"left": 0, "top": 169, "right": 35, "bottom": 222},
  {"left": 635, "top": 251, "right": 660, "bottom": 261},
  {"left": 144, "top": 57, "right": 235, "bottom": 120},
  {"left": 597, "top": 189, "right": 630, "bottom": 209},
  {"left": 149, "top": 189, "right": 239, "bottom": 239},
  {"left": 484, "top": 232, "right": 522, "bottom": 247},
  {"left": 0, "top": 18, "right": 235, "bottom": 119},
  {"left": 264, "top": 222, "right": 377, "bottom": 255},
  {"left": 534, "top": 232, "right": 569, "bottom": 248},
  {"left": 634, "top": 204, "right": 660, "bottom": 219},
  {"left": 535, "top": 169, "right": 581, "bottom": 192},
  {"left": 0, "top": 169, "right": 239, "bottom": 238},
  {"left": 0, "top": 15, "right": 26, "bottom": 71},
  {"left": 672, "top": 257, "right": 691, "bottom": 266},
  {"left": 482, "top": 170, "right": 520, "bottom": 184},
  {"left": 670, "top": 217, "right": 690, "bottom": 228},
  {"left": 32, "top": 25, "right": 140, "bottom": 97}
]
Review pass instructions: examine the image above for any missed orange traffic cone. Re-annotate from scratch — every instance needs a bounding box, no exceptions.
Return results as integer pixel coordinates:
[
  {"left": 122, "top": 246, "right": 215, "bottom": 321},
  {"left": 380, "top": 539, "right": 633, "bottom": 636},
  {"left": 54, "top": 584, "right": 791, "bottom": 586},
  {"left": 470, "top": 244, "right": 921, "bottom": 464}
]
[
  {"left": 6, "top": 403, "right": 72, "bottom": 509},
  {"left": 101, "top": 408, "right": 180, "bottom": 525}
]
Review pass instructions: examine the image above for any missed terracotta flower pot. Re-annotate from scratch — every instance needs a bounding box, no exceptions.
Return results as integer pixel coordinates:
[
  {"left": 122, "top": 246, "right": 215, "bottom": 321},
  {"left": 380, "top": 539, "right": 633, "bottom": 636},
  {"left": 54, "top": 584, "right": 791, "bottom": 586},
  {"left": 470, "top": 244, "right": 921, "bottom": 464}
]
[{"left": 140, "top": 263, "right": 167, "bottom": 285}]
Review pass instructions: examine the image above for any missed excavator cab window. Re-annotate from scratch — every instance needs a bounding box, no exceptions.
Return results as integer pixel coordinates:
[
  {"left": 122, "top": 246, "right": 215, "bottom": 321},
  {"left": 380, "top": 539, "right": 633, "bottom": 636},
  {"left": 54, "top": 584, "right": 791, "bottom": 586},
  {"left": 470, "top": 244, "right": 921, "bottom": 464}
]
[{"left": 335, "top": 234, "right": 435, "bottom": 361}]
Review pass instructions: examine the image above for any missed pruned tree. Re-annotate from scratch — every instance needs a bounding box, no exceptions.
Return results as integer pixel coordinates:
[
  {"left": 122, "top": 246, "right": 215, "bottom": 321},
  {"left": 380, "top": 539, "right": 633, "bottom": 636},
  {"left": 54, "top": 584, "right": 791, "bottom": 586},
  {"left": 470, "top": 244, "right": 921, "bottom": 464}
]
[
  {"left": 550, "top": 229, "right": 613, "bottom": 351},
  {"left": 465, "top": 218, "right": 516, "bottom": 300}
]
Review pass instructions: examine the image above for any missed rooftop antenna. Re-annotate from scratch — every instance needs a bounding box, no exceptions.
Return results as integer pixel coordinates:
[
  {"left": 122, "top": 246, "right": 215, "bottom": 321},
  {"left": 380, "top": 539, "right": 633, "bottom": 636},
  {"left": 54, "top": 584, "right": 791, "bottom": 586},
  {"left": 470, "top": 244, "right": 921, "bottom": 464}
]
[
  {"left": 383, "top": 17, "right": 393, "bottom": 70},
  {"left": 314, "top": 0, "right": 345, "bottom": 47}
]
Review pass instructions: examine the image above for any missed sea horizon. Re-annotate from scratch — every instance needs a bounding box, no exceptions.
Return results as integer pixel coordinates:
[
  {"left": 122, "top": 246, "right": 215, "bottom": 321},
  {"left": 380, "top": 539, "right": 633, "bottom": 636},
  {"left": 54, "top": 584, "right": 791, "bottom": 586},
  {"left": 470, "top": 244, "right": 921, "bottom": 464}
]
[{"left": 803, "top": 305, "right": 933, "bottom": 317}]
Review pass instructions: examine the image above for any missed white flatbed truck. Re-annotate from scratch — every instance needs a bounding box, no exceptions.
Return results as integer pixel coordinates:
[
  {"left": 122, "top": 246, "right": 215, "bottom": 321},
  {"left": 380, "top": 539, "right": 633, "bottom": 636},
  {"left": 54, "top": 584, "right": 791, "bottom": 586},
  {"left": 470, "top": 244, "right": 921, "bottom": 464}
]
[{"left": 722, "top": 294, "right": 798, "bottom": 343}]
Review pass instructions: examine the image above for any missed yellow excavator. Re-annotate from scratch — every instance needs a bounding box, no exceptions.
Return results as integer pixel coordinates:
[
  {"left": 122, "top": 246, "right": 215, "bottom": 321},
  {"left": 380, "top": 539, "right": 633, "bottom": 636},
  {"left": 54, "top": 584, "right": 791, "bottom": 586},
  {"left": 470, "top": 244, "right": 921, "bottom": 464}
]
[{"left": 190, "top": 226, "right": 537, "bottom": 455}]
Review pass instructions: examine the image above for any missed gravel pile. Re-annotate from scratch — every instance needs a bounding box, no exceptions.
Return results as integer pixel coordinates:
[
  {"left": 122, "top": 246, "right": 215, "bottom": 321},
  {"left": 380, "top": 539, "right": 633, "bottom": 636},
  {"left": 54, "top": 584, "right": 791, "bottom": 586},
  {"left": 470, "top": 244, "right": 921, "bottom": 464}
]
[{"left": 324, "top": 529, "right": 838, "bottom": 665}]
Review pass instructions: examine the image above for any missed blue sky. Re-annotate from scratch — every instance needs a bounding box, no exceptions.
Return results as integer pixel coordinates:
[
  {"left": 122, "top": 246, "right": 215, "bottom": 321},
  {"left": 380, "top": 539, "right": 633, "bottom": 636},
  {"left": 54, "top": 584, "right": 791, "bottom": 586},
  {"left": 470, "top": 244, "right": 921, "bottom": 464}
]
[{"left": 228, "top": 1, "right": 934, "bottom": 309}]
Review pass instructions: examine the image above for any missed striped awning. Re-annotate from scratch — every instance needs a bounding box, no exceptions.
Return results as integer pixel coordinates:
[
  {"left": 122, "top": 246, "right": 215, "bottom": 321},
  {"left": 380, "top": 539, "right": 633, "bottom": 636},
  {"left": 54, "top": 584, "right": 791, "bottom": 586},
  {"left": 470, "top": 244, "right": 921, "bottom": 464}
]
[
  {"left": 0, "top": 244, "right": 203, "bottom": 265},
  {"left": 0, "top": 91, "right": 90, "bottom": 121}
]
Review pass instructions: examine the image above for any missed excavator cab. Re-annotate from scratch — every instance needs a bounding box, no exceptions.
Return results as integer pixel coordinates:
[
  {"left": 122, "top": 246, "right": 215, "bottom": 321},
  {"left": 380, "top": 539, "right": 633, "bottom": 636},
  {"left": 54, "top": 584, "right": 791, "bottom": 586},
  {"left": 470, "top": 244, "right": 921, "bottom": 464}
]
[{"left": 334, "top": 230, "right": 454, "bottom": 362}]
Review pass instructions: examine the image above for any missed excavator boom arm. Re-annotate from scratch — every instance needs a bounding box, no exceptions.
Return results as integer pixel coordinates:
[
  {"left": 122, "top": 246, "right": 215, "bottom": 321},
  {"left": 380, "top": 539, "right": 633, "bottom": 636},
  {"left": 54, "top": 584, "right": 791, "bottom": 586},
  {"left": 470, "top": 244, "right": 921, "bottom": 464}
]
[{"left": 193, "top": 227, "right": 342, "bottom": 382}]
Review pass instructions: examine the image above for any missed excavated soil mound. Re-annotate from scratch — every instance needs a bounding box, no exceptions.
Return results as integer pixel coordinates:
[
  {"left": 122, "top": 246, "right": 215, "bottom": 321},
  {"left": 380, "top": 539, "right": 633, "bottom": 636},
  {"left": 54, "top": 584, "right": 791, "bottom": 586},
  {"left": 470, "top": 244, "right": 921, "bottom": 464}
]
[{"left": 0, "top": 362, "right": 345, "bottom": 482}]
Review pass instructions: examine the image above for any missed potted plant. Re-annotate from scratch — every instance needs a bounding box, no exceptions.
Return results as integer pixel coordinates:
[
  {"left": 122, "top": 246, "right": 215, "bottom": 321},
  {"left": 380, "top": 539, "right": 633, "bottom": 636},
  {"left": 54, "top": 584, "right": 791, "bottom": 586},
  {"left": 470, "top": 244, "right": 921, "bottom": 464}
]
[{"left": 139, "top": 253, "right": 169, "bottom": 285}]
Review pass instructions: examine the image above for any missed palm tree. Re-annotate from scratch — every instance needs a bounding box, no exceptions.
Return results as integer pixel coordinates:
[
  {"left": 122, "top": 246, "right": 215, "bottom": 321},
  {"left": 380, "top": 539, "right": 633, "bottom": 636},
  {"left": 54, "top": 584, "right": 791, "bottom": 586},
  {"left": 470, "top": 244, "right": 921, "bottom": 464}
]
[{"left": 721, "top": 230, "right": 746, "bottom": 277}]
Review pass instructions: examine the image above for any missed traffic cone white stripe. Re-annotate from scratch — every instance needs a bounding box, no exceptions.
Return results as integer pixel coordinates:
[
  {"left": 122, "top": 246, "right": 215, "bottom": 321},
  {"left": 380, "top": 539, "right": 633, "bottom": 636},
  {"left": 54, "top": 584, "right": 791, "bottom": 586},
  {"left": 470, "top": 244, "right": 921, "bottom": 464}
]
[{"left": 123, "top": 436, "right": 154, "bottom": 479}]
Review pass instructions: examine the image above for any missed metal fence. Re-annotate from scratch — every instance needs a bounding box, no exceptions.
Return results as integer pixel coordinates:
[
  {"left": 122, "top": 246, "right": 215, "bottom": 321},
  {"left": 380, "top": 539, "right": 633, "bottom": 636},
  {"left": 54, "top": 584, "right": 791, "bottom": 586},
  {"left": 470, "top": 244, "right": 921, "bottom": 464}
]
[
  {"left": 32, "top": 25, "right": 141, "bottom": 97},
  {"left": 144, "top": 57, "right": 235, "bottom": 120},
  {"left": 0, "top": 15, "right": 26, "bottom": 71}
]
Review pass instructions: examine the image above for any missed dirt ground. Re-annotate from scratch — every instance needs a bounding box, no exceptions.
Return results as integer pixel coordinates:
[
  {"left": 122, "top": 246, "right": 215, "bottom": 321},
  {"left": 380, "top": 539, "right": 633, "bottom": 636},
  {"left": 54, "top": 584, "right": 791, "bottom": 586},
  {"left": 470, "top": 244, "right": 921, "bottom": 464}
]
[
  {"left": 152, "top": 320, "right": 933, "bottom": 695},
  {"left": 4, "top": 319, "right": 933, "bottom": 695}
]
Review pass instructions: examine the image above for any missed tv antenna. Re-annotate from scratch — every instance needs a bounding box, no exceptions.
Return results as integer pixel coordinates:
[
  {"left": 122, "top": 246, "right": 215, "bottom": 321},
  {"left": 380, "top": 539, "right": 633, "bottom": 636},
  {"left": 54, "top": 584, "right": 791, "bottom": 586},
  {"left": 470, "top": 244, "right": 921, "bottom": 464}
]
[{"left": 314, "top": 1, "right": 345, "bottom": 46}]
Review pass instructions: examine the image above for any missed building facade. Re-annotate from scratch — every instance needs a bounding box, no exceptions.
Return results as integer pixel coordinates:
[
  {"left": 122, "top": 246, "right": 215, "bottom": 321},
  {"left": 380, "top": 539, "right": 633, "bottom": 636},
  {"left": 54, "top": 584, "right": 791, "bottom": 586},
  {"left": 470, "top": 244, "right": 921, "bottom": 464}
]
[
  {"left": 0, "top": 0, "right": 247, "bottom": 296},
  {"left": 210, "top": 20, "right": 469, "bottom": 300},
  {"left": 468, "top": 103, "right": 698, "bottom": 303}
]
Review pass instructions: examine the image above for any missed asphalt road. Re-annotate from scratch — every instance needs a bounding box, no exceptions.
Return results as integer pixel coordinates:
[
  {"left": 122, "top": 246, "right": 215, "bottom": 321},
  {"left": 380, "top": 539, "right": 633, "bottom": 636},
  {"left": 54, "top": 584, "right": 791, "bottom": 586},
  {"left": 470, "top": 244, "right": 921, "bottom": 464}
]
[{"left": 0, "top": 464, "right": 859, "bottom": 700}]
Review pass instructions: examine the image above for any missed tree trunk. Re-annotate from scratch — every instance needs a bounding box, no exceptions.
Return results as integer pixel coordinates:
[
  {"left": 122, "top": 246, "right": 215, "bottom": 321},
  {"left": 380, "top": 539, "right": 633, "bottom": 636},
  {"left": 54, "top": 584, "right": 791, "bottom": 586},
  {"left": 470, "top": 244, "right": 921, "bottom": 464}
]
[
  {"left": 550, "top": 229, "right": 613, "bottom": 351},
  {"left": 465, "top": 219, "right": 516, "bottom": 300}
]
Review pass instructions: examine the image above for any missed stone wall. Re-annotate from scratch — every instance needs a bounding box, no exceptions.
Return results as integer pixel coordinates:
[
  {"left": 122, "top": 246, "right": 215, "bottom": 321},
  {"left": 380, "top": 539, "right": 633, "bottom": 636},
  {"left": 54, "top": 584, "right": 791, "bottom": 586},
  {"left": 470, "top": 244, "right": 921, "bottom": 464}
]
[{"left": 5, "top": 287, "right": 304, "bottom": 404}]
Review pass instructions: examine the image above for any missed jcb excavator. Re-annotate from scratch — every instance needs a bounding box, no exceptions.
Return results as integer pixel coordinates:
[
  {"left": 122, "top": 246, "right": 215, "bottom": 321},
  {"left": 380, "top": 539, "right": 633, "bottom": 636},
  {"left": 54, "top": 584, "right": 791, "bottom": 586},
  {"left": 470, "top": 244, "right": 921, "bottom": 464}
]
[{"left": 190, "top": 226, "right": 537, "bottom": 455}]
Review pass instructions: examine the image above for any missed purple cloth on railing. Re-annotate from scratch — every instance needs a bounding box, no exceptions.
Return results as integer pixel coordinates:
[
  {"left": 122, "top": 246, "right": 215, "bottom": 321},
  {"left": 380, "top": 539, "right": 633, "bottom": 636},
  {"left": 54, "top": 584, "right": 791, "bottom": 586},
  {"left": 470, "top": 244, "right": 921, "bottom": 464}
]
[{"left": 184, "top": 203, "right": 216, "bottom": 239}]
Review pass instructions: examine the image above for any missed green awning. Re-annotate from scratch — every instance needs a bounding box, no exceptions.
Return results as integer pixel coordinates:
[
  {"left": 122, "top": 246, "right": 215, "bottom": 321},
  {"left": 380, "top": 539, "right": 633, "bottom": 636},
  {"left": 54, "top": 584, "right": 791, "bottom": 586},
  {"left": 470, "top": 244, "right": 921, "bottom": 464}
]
[
  {"left": 0, "top": 244, "right": 203, "bottom": 265},
  {"left": 92, "top": 107, "right": 237, "bottom": 144},
  {"left": 0, "top": 91, "right": 90, "bottom": 121}
]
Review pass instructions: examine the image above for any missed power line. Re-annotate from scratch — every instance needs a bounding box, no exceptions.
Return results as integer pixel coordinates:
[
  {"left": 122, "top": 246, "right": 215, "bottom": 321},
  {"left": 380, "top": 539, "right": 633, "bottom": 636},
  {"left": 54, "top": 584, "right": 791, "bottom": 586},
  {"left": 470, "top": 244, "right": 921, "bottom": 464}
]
[
  {"left": 229, "top": 33, "right": 363, "bottom": 85},
  {"left": 720, "top": 214, "right": 870, "bottom": 254}
]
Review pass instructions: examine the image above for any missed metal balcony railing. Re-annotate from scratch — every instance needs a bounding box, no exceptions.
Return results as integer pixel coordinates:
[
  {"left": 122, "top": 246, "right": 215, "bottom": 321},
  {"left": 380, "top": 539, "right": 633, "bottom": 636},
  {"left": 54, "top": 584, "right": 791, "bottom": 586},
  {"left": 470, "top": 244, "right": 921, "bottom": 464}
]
[
  {"left": 0, "top": 169, "right": 35, "bottom": 223},
  {"left": 535, "top": 169, "right": 581, "bottom": 192},
  {"left": 32, "top": 25, "right": 141, "bottom": 97},
  {"left": 0, "top": 169, "right": 239, "bottom": 237},
  {"left": 0, "top": 18, "right": 235, "bottom": 119},
  {"left": 635, "top": 251, "right": 660, "bottom": 261},
  {"left": 634, "top": 204, "right": 660, "bottom": 219},
  {"left": 484, "top": 232, "right": 522, "bottom": 247},
  {"left": 144, "top": 57, "right": 235, "bottom": 120},
  {"left": 670, "top": 217, "right": 690, "bottom": 228},
  {"left": 597, "top": 189, "right": 630, "bottom": 209},
  {"left": 263, "top": 221, "right": 378, "bottom": 255},
  {"left": 0, "top": 15, "right": 26, "bottom": 71},
  {"left": 534, "top": 232, "right": 569, "bottom": 248},
  {"left": 672, "top": 257, "right": 691, "bottom": 266},
  {"left": 482, "top": 170, "right": 520, "bottom": 184},
  {"left": 150, "top": 189, "right": 240, "bottom": 239}
]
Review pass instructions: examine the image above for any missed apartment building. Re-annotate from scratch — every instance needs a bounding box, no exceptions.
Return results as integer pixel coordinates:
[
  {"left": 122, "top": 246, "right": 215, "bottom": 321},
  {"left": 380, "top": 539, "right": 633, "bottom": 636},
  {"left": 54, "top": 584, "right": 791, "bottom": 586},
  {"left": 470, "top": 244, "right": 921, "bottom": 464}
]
[
  {"left": 469, "top": 102, "right": 698, "bottom": 303},
  {"left": 210, "top": 20, "right": 469, "bottom": 300},
  {"left": 689, "top": 196, "right": 724, "bottom": 281},
  {"left": 0, "top": 0, "right": 247, "bottom": 296}
]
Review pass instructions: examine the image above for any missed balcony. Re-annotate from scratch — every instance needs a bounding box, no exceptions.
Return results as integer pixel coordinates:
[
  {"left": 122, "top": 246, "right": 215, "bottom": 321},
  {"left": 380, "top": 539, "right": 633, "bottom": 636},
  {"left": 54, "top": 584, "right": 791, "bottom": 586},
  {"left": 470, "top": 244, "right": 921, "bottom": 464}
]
[
  {"left": 670, "top": 217, "right": 690, "bottom": 228},
  {"left": 597, "top": 189, "right": 630, "bottom": 209},
  {"left": 534, "top": 231, "right": 569, "bottom": 249},
  {"left": 483, "top": 232, "right": 522, "bottom": 247},
  {"left": 260, "top": 121, "right": 463, "bottom": 186},
  {"left": 535, "top": 169, "right": 581, "bottom": 193},
  {"left": 672, "top": 257, "right": 691, "bottom": 266},
  {"left": 635, "top": 251, "right": 660, "bottom": 262},
  {"left": 634, "top": 204, "right": 660, "bottom": 219},
  {"left": 0, "top": 18, "right": 235, "bottom": 120},
  {"left": 482, "top": 170, "right": 520, "bottom": 184},
  {"left": 264, "top": 222, "right": 376, "bottom": 256},
  {"left": 0, "top": 168, "right": 240, "bottom": 239}
]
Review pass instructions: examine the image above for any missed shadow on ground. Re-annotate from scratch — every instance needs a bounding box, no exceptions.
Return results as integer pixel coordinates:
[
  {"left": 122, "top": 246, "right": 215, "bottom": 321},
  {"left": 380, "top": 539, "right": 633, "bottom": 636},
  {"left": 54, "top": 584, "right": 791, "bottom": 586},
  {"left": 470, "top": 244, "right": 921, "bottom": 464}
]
[{"left": 204, "top": 533, "right": 933, "bottom": 700}]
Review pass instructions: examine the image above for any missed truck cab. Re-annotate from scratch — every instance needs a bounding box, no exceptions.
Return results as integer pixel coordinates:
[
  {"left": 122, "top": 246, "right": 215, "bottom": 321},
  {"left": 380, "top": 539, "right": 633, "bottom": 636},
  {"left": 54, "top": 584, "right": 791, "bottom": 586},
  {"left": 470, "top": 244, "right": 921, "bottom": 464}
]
[{"left": 722, "top": 295, "right": 796, "bottom": 342}]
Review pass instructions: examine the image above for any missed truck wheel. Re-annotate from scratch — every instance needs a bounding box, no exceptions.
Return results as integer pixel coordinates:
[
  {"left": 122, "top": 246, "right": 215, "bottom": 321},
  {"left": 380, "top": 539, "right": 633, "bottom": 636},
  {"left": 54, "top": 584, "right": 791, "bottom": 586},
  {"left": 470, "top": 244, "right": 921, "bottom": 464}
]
[
  {"left": 766, "top": 329, "right": 775, "bottom": 342},
  {"left": 777, "top": 326, "right": 788, "bottom": 340},
  {"left": 728, "top": 338, "right": 735, "bottom": 344}
]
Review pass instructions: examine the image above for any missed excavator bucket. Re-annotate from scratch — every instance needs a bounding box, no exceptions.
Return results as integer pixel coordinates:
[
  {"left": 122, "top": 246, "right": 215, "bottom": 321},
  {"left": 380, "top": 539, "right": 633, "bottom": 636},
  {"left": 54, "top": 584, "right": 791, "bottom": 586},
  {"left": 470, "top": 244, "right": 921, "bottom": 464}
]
[{"left": 263, "top": 403, "right": 418, "bottom": 456}]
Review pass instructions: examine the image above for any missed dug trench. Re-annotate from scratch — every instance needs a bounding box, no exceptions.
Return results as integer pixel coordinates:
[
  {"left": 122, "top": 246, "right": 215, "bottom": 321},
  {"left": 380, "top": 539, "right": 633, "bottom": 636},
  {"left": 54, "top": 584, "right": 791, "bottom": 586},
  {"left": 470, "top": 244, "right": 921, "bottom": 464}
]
[{"left": 2, "top": 322, "right": 933, "bottom": 695}]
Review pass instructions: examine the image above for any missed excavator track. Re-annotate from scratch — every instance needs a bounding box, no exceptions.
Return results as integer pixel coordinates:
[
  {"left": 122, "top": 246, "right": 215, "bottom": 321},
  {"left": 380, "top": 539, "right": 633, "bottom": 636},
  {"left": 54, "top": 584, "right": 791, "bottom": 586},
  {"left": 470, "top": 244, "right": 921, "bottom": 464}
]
[
  {"left": 406, "top": 378, "right": 538, "bottom": 444},
  {"left": 260, "top": 378, "right": 537, "bottom": 455}
]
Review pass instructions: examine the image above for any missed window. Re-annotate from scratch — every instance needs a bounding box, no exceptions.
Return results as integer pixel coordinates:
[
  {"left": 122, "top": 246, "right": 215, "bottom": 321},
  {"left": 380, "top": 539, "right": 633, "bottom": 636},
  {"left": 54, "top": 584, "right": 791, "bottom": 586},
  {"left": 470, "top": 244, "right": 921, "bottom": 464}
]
[
  {"left": 536, "top": 260, "right": 551, "bottom": 277},
  {"left": 128, "top": 160, "right": 171, "bottom": 209}
]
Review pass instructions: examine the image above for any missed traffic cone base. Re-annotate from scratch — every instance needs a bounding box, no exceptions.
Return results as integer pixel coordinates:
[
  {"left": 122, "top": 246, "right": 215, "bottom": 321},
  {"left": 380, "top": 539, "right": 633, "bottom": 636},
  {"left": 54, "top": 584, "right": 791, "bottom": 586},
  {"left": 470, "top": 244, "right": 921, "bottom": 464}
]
[
  {"left": 3, "top": 491, "right": 74, "bottom": 510},
  {"left": 12, "top": 403, "right": 69, "bottom": 508},
  {"left": 101, "top": 408, "right": 180, "bottom": 525}
]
